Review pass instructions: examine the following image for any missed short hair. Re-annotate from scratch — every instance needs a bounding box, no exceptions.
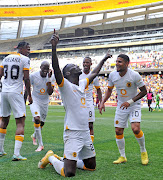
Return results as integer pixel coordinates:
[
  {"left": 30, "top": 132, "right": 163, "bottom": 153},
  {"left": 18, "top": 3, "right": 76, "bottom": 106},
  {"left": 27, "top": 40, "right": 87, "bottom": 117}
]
[
  {"left": 83, "top": 56, "right": 92, "bottom": 63},
  {"left": 17, "top": 41, "right": 29, "bottom": 49},
  {"left": 62, "top": 64, "right": 71, "bottom": 78},
  {"left": 118, "top": 54, "right": 130, "bottom": 62}
]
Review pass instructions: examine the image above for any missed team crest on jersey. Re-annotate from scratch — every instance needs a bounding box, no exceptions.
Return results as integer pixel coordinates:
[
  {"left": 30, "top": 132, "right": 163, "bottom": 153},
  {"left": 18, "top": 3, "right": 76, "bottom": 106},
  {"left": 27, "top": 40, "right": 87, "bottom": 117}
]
[
  {"left": 126, "top": 82, "right": 132, "bottom": 87},
  {"left": 115, "top": 120, "right": 119, "bottom": 124},
  {"left": 72, "top": 152, "right": 77, "bottom": 157},
  {"left": 35, "top": 112, "right": 38, "bottom": 115}
]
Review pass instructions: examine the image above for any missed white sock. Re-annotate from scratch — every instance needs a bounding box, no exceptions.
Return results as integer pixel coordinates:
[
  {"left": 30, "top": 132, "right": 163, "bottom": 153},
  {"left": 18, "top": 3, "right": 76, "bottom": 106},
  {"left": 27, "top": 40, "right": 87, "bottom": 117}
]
[
  {"left": 0, "top": 133, "right": 6, "bottom": 153},
  {"left": 135, "top": 134, "right": 146, "bottom": 152},
  {"left": 14, "top": 135, "right": 24, "bottom": 156},
  {"left": 116, "top": 137, "right": 126, "bottom": 158},
  {"left": 35, "top": 127, "right": 43, "bottom": 146},
  {"left": 76, "top": 159, "right": 84, "bottom": 169},
  {"left": 49, "top": 156, "right": 64, "bottom": 175}
]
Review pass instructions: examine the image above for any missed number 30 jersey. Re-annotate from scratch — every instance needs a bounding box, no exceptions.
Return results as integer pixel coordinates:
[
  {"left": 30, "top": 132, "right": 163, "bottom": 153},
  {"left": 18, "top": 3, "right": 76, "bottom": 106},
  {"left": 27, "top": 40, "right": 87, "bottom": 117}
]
[{"left": 0, "top": 53, "right": 30, "bottom": 94}]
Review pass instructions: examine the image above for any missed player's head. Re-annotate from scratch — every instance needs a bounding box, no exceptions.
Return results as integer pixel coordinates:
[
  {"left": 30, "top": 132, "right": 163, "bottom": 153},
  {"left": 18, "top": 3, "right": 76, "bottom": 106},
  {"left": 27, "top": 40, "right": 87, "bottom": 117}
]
[
  {"left": 83, "top": 57, "right": 92, "bottom": 74},
  {"left": 62, "top": 64, "right": 82, "bottom": 79},
  {"left": 17, "top": 41, "right": 30, "bottom": 56},
  {"left": 116, "top": 54, "right": 130, "bottom": 72},
  {"left": 40, "top": 61, "right": 50, "bottom": 77}
]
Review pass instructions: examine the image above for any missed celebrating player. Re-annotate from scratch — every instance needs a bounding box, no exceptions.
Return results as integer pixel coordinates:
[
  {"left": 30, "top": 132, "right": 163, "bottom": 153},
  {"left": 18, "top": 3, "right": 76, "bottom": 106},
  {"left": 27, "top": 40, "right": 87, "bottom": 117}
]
[
  {"left": 38, "top": 33, "right": 112, "bottom": 177},
  {"left": 79, "top": 56, "right": 102, "bottom": 142},
  {"left": 99, "top": 54, "right": 149, "bottom": 165},
  {"left": 0, "top": 41, "right": 32, "bottom": 160}
]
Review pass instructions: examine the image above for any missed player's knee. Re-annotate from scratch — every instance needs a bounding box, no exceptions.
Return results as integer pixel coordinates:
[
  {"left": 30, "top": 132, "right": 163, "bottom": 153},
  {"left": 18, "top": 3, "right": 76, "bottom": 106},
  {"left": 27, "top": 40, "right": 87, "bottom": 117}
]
[
  {"left": 34, "top": 117, "right": 40, "bottom": 124},
  {"left": 115, "top": 128, "right": 123, "bottom": 135},
  {"left": 132, "top": 127, "right": 140, "bottom": 134},
  {"left": 65, "top": 171, "right": 75, "bottom": 177},
  {"left": 89, "top": 122, "right": 93, "bottom": 130}
]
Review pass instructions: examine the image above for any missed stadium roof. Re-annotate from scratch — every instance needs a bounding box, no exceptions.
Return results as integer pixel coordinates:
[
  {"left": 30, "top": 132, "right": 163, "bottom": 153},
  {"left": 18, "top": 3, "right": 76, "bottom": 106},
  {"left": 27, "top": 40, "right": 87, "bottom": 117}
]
[{"left": 0, "top": 0, "right": 163, "bottom": 41}]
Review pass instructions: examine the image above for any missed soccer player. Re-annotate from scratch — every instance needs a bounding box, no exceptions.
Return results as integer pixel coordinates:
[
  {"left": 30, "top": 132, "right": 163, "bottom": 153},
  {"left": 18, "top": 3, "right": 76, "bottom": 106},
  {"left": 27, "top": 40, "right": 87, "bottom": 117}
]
[
  {"left": 79, "top": 57, "right": 102, "bottom": 142},
  {"left": 99, "top": 54, "right": 149, "bottom": 165},
  {"left": 38, "top": 33, "right": 111, "bottom": 177},
  {"left": 29, "top": 61, "right": 55, "bottom": 151},
  {"left": 0, "top": 41, "right": 32, "bottom": 160},
  {"left": 147, "top": 89, "right": 154, "bottom": 112},
  {"left": 154, "top": 91, "right": 161, "bottom": 111}
]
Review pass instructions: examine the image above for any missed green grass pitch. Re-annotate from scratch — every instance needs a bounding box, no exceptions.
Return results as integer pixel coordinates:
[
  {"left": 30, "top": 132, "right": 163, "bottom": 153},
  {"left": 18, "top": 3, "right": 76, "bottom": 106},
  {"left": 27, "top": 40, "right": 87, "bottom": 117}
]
[{"left": 0, "top": 106, "right": 163, "bottom": 180}]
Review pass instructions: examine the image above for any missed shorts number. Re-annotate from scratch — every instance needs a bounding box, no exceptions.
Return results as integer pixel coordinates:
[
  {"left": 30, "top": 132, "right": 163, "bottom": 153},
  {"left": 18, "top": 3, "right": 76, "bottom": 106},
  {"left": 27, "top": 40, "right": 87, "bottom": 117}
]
[
  {"left": 132, "top": 111, "right": 139, "bottom": 117},
  {"left": 89, "top": 111, "right": 92, "bottom": 117},
  {"left": 3, "top": 65, "right": 19, "bottom": 80},
  {"left": 90, "top": 143, "right": 94, "bottom": 151}
]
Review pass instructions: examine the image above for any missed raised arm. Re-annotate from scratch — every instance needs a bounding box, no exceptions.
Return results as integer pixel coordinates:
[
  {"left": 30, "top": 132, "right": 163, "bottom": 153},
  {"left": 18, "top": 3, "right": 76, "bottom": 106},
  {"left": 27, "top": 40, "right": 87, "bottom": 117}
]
[
  {"left": 51, "top": 34, "right": 63, "bottom": 85},
  {"left": 88, "top": 51, "right": 112, "bottom": 84}
]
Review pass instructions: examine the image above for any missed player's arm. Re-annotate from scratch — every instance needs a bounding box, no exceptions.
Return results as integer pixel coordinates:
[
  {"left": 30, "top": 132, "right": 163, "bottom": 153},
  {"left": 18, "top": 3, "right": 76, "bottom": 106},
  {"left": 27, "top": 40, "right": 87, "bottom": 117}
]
[
  {"left": 0, "top": 66, "right": 4, "bottom": 80},
  {"left": 120, "top": 85, "right": 147, "bottom": 109},
  {"left": 97, "top": 88, "right": 102, "bottom": 103},
  {"left": 99, "top": 87, "right": 113, "bottom": 114},
  {"left": 47, "top": 69, "right": 54, "bottom": 95},
  {"left": 88, "top": 51, "right": 112, "bottom": 84},
  {"left": 24, "top": 70, "right": 33, "bottom": 105},
  {"left": 50, "top": 34, "right": 63, "bottom": 85}
]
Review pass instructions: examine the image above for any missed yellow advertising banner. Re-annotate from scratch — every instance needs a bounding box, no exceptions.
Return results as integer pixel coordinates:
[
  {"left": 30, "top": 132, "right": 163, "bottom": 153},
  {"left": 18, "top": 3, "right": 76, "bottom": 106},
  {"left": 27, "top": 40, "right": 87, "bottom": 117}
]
[{"left": 0, "top": 0, "right": 162, "bottom": 18}]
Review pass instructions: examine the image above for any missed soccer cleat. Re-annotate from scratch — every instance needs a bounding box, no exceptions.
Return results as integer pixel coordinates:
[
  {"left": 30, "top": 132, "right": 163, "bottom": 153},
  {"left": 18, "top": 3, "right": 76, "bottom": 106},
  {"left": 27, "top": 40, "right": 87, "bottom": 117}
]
[
  {"left": 35, "top": 146, "right": 44, "bottom": 152},
  {"left": 113, "top": 156, "right": 127, "bottom": 164},
  {"left": 12, "top": 155, "right": 27, "bottom": 161},
  {"left": 38, "top": 150, "right": 54, "bottom": 169},
  {"left": 0, "top": 151, "right": 7, "bottom": 157},
  {"left": 141, "top": 151, "right": 149, "bottom": 165},
  {"left": 31, "top": 134, "right": 37, "bottom": 145}
]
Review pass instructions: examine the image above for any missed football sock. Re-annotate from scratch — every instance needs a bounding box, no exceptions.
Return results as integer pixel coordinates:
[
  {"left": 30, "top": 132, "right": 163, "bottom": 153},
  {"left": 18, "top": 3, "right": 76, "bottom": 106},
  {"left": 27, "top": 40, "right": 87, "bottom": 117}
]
[
  {"left": 34, "top": 123, "right": 43, "bottom": 146},
  {"left": 90, "top": 135, "right": 94, "bottom": 142},
  {"left": 14, "top": 135, "right": 24, "bottom": 156},
  {"left": 116, "top": 134, "right": 126, "bottom": 158},
  {"left": 0, "top": 128, "right": 6, "bottom": 152},
  {"left": 135, "top": 130, "right": 146, "bottom": 152},
  {"left": 49, "top": 156, "right": 65, "bottom": 177}
]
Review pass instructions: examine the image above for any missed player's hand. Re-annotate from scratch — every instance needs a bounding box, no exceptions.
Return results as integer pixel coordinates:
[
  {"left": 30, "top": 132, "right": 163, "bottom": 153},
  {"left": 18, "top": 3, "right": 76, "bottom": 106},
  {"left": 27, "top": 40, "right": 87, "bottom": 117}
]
[
  {"left": 48, "top": 69, "right": 52, "bottom": 78},
  {"left": 28, "top": 96, "right": 33, "bottom": 105},
  {"left": 103, "top": 50, "right": 112, "bottom": 61},
  {"left": 50, "top": 34, "right": 59, "bottom": 46},
  {"left": 120, "top": 102, "right": 130, "bottom": 110},
  {"left": 99, "top": 102, "right": 105, "bottom": 115}
]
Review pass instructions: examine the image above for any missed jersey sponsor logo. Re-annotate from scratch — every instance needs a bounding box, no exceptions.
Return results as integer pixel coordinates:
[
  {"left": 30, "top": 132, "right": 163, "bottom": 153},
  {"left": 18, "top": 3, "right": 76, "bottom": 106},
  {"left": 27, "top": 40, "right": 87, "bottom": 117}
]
[
  {"left": 120, "top": 89, "right": 127, "bottom": 95},
  {"left": 40, "top": 88, "right": 45, "bottom": 94},
  {"left": 126, "top": 82, "right": 132, "bottom": 87}
]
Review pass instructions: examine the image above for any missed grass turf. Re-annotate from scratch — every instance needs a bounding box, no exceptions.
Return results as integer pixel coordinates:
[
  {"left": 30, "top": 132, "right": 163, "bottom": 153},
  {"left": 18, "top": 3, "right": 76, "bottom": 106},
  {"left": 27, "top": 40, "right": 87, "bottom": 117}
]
[{"left": 0, "top": 106, "right": 163, "bottom": 180}]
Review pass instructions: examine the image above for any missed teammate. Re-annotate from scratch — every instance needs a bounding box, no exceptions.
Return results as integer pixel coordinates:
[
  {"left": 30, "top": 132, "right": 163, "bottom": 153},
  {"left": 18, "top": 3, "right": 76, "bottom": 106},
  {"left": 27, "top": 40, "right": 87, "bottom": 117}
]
[
  {"left": 0, "top": 41, "right": 32, "bottom": 160},
  {"left": 29, "top": 61, "right": 55, "bottom": 151},
  {"left": 79, "top": 57, "right": 102, "bottom": 142},
  {"left": 154, "top": 91, "right": 161, "bottom": 111},
  {"left": 38, "top": 33, "right": 111, "bottom": 177},
  {"left": 147, "top": 89, "right": 154, "bottom": 112},
  {"left": 99, "top": 54, "right": 149, "bottom": 165}
]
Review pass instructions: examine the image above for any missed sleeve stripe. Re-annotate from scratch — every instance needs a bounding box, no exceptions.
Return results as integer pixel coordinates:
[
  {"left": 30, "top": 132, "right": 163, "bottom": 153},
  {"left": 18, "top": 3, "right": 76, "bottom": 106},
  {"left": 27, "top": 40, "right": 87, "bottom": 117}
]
[
  {"left": 58, "top": 78, "right": 64, "bottom": 87},
  {"left": 23, "top": 68, "right": 29, "bottom": 70},
  {"left": 108, "top": 86, "right": 114, "bottom": 89},
  {"left": 95, "top": 86, "right": 100, "bottom": 89},
  {"left": 85, "top": 78, "right": 89, "bottom": 89}
]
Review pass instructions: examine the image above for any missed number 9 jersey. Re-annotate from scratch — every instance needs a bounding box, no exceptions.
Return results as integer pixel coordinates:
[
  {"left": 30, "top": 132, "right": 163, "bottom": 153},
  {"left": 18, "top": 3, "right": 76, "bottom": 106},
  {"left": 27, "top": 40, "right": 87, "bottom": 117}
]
[{"left": 0, "top": 53, "right": 30, "bottom": 94}]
